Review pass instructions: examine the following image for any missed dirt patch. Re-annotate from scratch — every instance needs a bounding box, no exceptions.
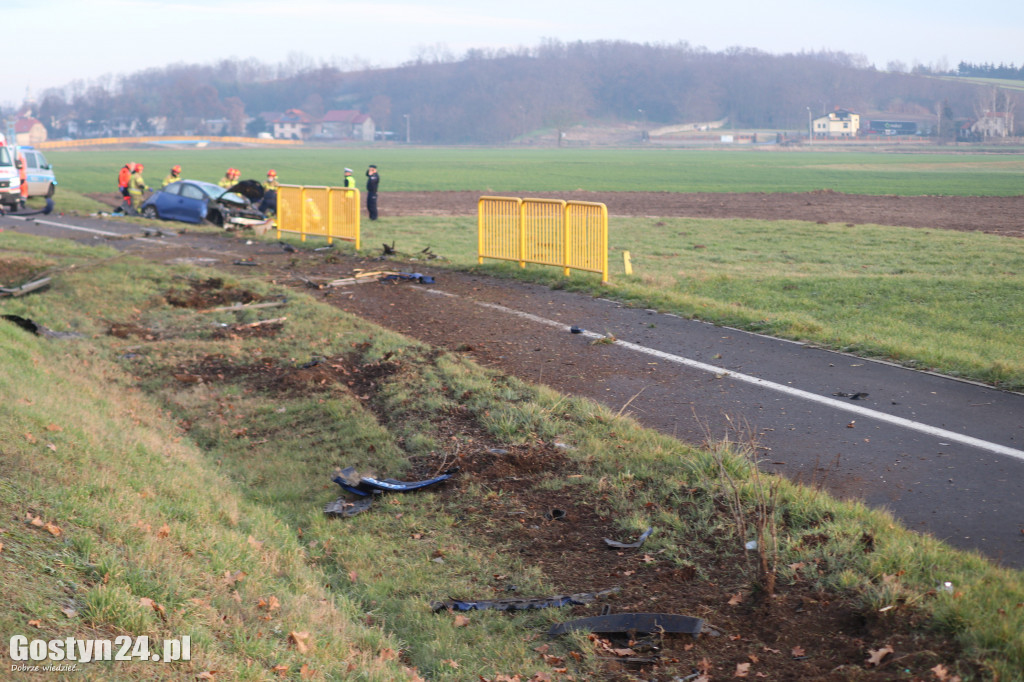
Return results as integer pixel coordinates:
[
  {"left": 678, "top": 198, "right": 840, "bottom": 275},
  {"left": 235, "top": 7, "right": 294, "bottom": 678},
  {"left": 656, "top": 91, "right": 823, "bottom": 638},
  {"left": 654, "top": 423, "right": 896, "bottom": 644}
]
[
  {"left": 165, "top": 277, "right": 263, "bottom": 309},
  {"left": 88, "top": 189, "right": 1024, "bottom": 238},
  {"left": 379, "top": 190, "right": 1024, "bottom": 239},
  {"left": 0, "top": 257, "right": 52, "bottom": 288}
]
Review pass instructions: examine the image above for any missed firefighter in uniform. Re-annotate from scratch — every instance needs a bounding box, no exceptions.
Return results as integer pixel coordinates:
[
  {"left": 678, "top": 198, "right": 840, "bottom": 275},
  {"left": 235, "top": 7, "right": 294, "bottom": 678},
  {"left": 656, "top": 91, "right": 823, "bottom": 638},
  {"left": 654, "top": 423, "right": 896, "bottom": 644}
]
[
  {"left": 162, "top": 165, "right": 182, "bottom": 188},
  {"left": 118, "top": 162, "right": 135, "bottom": 213},
  {"left": 260, "top": 169, "right": 279, "bottom": 216},
  {"left": 218, "top": 168, "right": 236, "bottom": 189},
  {"left": 128, "top": 163, "right": 149, "bottom": 215}
]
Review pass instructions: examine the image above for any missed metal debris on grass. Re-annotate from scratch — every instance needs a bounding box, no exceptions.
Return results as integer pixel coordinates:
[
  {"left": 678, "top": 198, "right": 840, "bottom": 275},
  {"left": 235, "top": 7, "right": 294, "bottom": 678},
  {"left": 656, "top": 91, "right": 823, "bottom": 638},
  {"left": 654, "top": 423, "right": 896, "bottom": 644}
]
[
  {"left": 324, "top": 496, "right": 374, "bottom": 518},
  {"left": 0, "top": 277, "right": 51, "bottom": 297},
  {"left": 603, "top": 527, "right": 654, "bottom": 549},
  {"left": 431, "top": 587, "right": 621, "bottom": 613},
  {"left": 332, "top": 466, "right": 457, "bottom": 497},
  {"left": 547, "top": 612, "right": 713, "bottom": 639}
]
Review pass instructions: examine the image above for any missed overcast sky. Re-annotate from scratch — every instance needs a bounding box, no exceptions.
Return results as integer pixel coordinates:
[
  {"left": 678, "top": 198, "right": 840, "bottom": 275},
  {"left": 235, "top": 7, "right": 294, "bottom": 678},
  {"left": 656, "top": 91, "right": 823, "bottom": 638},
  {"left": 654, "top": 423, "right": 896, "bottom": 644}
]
[{"left": 6, "top": 0, "right": 1022, "bottom": 106}]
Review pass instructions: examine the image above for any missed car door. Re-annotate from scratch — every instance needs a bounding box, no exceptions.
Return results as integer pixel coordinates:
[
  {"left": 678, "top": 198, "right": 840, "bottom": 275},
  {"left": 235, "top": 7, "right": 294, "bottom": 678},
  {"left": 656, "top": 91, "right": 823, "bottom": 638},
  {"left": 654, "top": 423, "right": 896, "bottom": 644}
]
[{"left": 159, "top": 182, "right": 207, "bottom": 223}]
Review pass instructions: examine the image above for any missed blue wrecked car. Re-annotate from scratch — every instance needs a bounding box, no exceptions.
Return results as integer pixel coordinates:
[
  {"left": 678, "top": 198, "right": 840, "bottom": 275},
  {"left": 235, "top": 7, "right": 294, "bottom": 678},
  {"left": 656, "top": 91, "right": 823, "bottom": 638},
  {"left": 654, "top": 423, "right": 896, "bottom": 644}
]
[{"left": 139, "top": 179, "right": 267, "bottom": 228}]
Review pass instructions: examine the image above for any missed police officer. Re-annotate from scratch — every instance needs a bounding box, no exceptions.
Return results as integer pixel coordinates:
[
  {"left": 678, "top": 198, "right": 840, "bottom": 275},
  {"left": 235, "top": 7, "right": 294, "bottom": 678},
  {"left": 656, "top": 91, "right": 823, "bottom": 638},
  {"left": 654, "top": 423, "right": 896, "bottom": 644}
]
[
  {"left": 343, "top": 168, "right": 356, "bottom": 189},
  {"left": 365, "top": 165, "right": 379, "bottom": 220}
]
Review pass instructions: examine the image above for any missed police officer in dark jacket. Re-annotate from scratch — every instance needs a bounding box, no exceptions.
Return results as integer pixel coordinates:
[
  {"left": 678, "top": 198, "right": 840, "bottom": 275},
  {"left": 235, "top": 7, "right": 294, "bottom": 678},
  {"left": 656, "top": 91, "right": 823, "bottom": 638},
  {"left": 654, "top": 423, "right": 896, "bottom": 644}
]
[{"left": 365, "top": 165, "right": 380, "bottom": 220}]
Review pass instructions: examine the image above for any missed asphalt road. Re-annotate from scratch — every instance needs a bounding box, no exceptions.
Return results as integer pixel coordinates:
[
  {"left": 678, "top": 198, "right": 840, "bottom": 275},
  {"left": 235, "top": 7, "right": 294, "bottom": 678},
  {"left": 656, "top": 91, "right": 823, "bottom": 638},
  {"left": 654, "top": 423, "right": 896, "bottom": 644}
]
[{"left": 4, "top": 210, "right": 1023, "bottom": 568}]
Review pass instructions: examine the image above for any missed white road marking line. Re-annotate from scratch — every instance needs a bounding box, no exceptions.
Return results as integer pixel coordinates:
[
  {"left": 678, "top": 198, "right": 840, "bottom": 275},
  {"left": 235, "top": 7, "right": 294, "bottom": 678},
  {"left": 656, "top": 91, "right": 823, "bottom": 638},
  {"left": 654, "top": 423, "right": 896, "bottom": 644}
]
[
  {"left": 420, "top": 288, "right": 1024, "bottom": 462},
  {"left": 7, "top": 217, "right": 123, "bottom": 237}
]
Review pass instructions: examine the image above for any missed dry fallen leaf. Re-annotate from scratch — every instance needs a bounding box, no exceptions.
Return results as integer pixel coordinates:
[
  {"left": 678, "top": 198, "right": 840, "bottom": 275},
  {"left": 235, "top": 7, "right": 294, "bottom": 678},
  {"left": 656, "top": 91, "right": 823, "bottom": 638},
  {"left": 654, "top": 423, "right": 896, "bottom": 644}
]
[
  {"left": 288, "top": 631, "right": 310, "bottom": 654},
  {"left": 377, "top": 648, "right": 398, "bottom": 661},
  {"left": 791, "top": 645, "right": 806, "bottom": 658},
  {"left": 453, "top": 614, "right": 470, "bottom": 627},
  {"left": 698, "top": 657, "right": 713, "bottom": 673},
  {"left": 43, "top": 522, "right": 62, "bottom": 537},
  {"left": 728, "top": 593, "right": 744, "bottom": 606},
  {"left": 195, "top": 672, "right": 218, "bottom": 680},
  {"left": 443, "top": 659, "right": 460, "bottom": 669},
  {"left": 866, "top": 644, "right": 894, "bottom": 667},
  {"left": 735, "top": 661, "right": 751, "bottom": 677},
  {"left": 299, "top": 664, "right": 316, "bottom": 679},
  {"left": 271, "top": 664, "right": 289, "bottom": 677},
  {"left": 28, "top": 619, "right": 42, "bottom": 628},
  {"left": 930, "top": 663, "right": 962, "bottom": 682},
  {"left": 157, "top": 524, "right": 170, "bottom": 539},
  {"left": 247, "top": 535, "right": 263, "bottom": 550},
  {"left": 223, "top": 570, "right": 247, "bottom": 587},
  {"left": 61, "top": 607, "right": 78, "bottom": 618},
  {"left": 0, "top": 542, "right": 4, "bottom": 553}
]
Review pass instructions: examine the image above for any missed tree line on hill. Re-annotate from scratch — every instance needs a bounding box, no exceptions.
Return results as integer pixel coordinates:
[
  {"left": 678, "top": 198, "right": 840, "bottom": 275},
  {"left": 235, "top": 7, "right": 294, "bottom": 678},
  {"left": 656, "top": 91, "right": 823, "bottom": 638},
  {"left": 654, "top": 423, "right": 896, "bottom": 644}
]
[
  {"left": 15, "top": 41, "right": 1018, "bottom": 144},
  {"left": 956, "top": 62, "right": 1024, "bottom": 81}
]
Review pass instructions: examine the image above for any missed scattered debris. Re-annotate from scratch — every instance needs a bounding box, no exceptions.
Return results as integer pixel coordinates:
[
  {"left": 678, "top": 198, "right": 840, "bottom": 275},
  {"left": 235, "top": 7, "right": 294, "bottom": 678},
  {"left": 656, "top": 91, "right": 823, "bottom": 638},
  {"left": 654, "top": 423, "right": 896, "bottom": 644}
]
[
  {"left": 325, "top": 270, "right": 435, "bottom": 287},
  {"left": 313, "top": 244, "right": 335, "bottom": 251},
  {"left": 833, "top": 391, "right": 869, "bottom": 400},
  {"left": 198, "top": 300, "right": 288, "bottom": 314},
  {"left": 324, "top": 496, "right": 374, "bottom": 518},
  {"left": 604, "top": 527, "right": 653, "bottom": 549},
  {"left": 548, "top": 612, "right": 707, "bottom": 639},
  {"left": 0, "top": 277, "right": 51, "bottom": 298},
  {"left": 382, "top": 241, "right": 396, "bottom": 256},
  {"left": 745, "top": 540, "right": 758, "bottom": 550},
  {"left": 570, "top": 326, "right": 584, "bottom": 334},
  {"left": 1, "top": 314, "right": 82, "bottom": 339},
  {"left": 332, "top": 466, "right": 456, "bottom": 497},
  {"left": 381, "top": 272, "right": 435, "bottom": 284},
  {"left": 232, "top": 259, "right": 258, "bottom": 267},
  {"left": 431, "top": 587, "right": 620, "bottom": 613},
  {"left": 544, "top": 508, "right": 567, "bottom": 521}
]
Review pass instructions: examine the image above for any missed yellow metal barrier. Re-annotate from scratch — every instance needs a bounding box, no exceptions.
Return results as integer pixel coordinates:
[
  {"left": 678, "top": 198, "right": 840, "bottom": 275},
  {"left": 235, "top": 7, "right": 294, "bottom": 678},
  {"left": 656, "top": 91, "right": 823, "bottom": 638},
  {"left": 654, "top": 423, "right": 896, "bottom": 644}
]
[
  {"left": 478, "top": 196, "right": 609, "bottom": 283},
  {"left": 276, "top": 184, "right": 360, "bottom": 249}
]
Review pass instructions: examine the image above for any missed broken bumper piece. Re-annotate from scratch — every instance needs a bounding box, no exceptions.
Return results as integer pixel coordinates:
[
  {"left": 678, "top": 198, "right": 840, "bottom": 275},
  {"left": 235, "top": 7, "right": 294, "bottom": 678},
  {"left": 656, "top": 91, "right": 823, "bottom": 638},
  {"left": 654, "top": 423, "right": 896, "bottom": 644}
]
[
  {"left": 431, "top": 587, "right": 620, "bottom": 613},
  {"left": 332, "top": 466, "right": 456, "bottom": 497}
]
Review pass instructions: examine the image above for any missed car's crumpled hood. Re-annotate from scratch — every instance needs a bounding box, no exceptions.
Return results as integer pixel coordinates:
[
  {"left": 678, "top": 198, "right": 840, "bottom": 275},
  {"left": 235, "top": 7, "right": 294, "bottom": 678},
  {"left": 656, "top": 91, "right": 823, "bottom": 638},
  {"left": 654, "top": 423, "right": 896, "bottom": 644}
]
[{"left": 225, "top": 179, "right": 265, "bottom": 202}]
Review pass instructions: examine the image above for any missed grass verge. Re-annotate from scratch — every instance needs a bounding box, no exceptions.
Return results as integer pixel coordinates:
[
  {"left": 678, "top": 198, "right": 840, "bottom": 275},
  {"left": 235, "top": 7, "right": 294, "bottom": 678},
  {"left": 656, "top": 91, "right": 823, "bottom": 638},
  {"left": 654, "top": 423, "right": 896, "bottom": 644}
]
[{"left": 1, "top": 234, "right": 1022, "bottom": 679}]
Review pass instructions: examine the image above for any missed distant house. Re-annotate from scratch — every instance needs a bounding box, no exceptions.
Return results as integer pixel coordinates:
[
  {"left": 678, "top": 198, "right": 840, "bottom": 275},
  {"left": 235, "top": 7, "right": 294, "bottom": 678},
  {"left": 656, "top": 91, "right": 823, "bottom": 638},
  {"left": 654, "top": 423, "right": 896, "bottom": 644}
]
[
  {"left": 971, "top": 111, "right": 1013, "bottom": 138},
  {"left": 812, "top": 109, "right": 860, "bottom": 139},
  {"left": 14, "top": 117, "right": 48, "bottom": 146},
  {"left": 321, "top": 110, "right": 376, "bottom": 141},
  {"left": 273, "top": 109, "right": 320, "bottom": 140}
]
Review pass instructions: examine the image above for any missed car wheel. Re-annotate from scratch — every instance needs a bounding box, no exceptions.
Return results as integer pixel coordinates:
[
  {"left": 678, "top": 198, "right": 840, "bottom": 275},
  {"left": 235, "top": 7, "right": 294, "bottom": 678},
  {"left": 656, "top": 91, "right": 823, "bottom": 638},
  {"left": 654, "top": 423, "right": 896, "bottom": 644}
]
[
  {"left": 141, "top": 206, "right": 159, "bottom": 219},
  {"left": 208, "top": 211, "right": 225, "bottom": 227},
  {"left": 45, "top": 183, "right": 55, "bottom": 198}
]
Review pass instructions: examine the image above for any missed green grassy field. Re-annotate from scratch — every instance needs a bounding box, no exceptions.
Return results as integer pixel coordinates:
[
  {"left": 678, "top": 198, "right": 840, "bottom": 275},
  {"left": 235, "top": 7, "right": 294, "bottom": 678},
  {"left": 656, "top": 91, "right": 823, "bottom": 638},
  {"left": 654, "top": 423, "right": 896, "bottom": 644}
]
[{"left": 46, "top": 146, "right": 1024, "bottom": 196}]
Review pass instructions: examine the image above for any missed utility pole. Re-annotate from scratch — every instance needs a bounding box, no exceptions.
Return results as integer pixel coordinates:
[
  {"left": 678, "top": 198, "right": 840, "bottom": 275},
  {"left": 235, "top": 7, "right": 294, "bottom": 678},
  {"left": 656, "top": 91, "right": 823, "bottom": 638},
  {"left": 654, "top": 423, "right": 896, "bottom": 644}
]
[
  {"left": 403, "top": 114, "right": 410, "bottom": 144},
  {"left": 806, "top": 107, "right": 812, "bottom": 144}
]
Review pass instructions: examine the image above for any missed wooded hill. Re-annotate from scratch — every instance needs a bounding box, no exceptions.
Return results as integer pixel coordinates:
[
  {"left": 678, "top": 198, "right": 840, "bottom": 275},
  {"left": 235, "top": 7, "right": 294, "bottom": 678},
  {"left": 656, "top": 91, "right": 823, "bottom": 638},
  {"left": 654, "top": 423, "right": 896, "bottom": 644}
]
[{"left": 24, "top": 41, "right": 1017, "bottom": 144}]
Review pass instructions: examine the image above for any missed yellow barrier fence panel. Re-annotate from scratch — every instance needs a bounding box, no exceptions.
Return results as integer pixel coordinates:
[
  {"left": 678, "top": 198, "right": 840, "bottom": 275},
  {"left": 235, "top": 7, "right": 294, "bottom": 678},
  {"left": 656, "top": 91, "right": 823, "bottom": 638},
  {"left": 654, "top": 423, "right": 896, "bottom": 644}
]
[
  {"left": 328, "top": 188, "right": 361, "bottom": 248},
  {"left": 301, "top": 186, "right": 331, "bottom": 242},
  {"left": 276, "top": 185, "right": 304, "bottom": 239},
  {"left": 565, "top": 201, "right": 609, "bottom": 283},
  {"left": 477, "top": 196, "right": 522, "bottom": 264},
  {"left": 522, "top": 198, "right": 566, "bottom": 268}
]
